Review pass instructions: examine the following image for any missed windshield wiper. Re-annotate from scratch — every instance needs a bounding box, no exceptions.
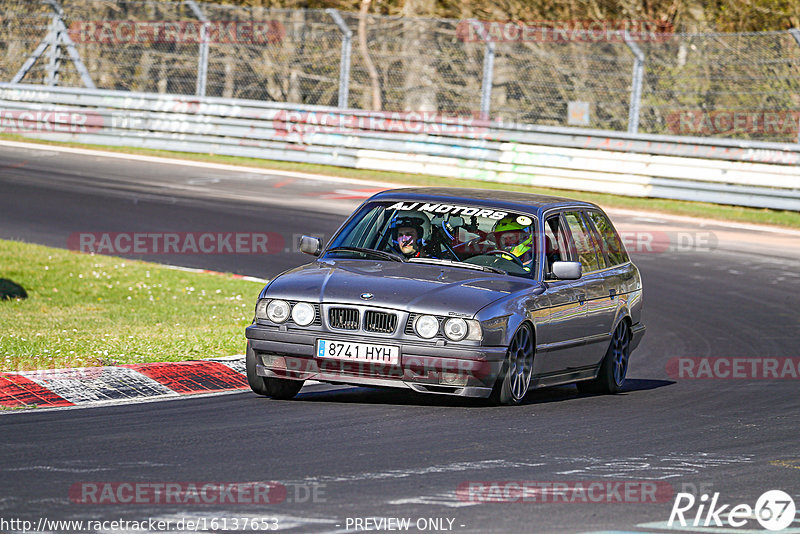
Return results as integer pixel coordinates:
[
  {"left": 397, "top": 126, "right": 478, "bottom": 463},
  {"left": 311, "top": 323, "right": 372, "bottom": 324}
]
[
  {"left": 408, "top": 257, "right": 505, "bottom": 274},
  {"left": 326, "top": 246, "right": 406, "bottom": 262}
]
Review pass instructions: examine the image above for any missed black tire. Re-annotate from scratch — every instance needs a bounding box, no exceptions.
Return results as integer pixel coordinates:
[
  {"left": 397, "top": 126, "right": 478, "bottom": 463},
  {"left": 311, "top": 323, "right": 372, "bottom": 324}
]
[
  {"left": 489, "top": 324, "right": 535, "bottom": 406},
  {"left": 246, "top": 345, "right": 304, "bottom": 399},
  {"left": 576, "top": 321, "right": 631, "bottom": 395}
]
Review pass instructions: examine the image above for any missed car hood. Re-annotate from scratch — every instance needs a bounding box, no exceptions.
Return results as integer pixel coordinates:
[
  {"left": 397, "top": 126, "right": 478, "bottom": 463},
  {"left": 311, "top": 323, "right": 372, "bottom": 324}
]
[{"left": 263, "top": 259, "right": 539, "bottom": 316}]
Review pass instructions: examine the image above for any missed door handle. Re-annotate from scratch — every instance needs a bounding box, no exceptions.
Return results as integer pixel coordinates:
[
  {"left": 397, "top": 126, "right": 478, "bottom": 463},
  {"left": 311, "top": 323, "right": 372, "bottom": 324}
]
[
  {"left": 609, "top": 289, "right": 617, "bottom": 300},
  {"left": 576, "top": 293, "right": 586, "bottom": 304}
]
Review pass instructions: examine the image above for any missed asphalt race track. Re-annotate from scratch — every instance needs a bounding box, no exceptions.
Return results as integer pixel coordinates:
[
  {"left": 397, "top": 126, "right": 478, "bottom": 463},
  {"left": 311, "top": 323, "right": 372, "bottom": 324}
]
[{"left": 1, "top": 142, "right": 799, "bottom": 533}]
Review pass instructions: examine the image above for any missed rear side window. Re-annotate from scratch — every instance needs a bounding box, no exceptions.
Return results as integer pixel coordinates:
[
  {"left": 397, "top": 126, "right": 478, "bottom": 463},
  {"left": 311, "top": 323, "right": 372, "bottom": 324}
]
[
  {"left": 587, "top": 211, "right": 629, "bottom": 266},
  {"left": 543, "top": 215, "right": 571, "bottom": 277},
  {"left": 563, "top": 211, "right": 603, "bottom": 273}
]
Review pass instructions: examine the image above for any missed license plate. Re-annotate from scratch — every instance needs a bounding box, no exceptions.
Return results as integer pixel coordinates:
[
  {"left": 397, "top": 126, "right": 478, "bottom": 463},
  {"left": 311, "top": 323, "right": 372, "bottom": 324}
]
[{"left": 316, "top": 340, "right": 399, "bottom": 365}]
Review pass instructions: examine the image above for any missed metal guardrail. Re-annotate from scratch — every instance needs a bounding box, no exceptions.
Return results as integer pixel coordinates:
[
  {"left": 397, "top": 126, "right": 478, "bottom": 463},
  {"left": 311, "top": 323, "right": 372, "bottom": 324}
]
[{"left": 1, "top": 83, "right": 799, "bottom": 211}]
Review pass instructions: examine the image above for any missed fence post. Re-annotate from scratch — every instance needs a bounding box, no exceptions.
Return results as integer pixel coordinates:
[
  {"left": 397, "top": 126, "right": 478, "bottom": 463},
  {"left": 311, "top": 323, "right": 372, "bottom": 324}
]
[
  {"left": 186, "top": 0, "right": 209, "bottom": 97},
  {"left": 623, "top": 30, "right": 644, "bottom": 134},
  {"left": 792, "top": 30, "right": 800, "bottom": 143},
  {"left": 790, "top": 28, "right": 800, "bottom": 47},
  {"left": 326, "top": 9, "right": 352, "bottom": 109},
  {"left": 12, "top": 0, "right": 95, "bottom": 88},
  {"left": 45, "top": 16, "right": 61, "bottom": 86},
  {"left": 467, "top": 20, "right": 494, "bottom": 120}
]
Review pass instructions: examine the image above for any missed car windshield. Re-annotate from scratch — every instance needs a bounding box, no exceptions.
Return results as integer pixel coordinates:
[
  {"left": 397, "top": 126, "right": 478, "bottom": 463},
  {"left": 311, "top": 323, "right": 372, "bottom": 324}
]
[{"left": 325, "top": 200, "right": 538, "bottom": 277}]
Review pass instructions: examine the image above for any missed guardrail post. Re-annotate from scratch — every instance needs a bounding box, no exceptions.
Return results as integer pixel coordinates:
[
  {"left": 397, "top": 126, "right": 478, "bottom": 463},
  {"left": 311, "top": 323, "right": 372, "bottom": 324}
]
[
  {"left": 326, "top": 9, "right": 352, "bottom": 109},
  {"left": 186, "top": 0, "right": 209, "bottom": 97},
  {"left": 467, "top": 20, "right": 494, "bottom": 120},
  {"left": 623, "top": 30, "right": 645, "bottom": 134}
]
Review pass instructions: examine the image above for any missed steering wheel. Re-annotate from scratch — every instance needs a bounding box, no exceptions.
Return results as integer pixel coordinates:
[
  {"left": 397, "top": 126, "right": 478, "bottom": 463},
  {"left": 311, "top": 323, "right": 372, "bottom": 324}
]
[{"left": 485, "top": 249, "right": 527, "bottom": 270}]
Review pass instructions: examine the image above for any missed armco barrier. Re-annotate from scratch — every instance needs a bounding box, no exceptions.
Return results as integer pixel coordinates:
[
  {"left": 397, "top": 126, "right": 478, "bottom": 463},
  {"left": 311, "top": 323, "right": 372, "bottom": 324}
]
[{"left": 1, "top": 83, "right": 799, "bottom": 211}]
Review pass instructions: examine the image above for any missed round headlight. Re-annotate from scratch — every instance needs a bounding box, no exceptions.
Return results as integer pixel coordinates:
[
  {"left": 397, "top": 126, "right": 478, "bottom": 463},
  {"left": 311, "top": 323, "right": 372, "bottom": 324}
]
[
  {"left": 266, "top": 299, "right": 290, "bottom": 323},
  {"left": 414, "top": 315, "right": 439, "bottom": 339},
  {"left": 443, "top": 318, "right": 468, "bottom": 341},
  {"left": 291, "top": 302, "right": 315, "bottom": 326}
]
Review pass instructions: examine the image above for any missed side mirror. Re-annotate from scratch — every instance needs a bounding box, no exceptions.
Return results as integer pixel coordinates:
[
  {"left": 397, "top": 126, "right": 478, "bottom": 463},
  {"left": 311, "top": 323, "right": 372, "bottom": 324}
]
[
  {"left": 299, "top": 235, "right": 322, "bottom": 256},
  {"left": 551, "top": 261, "right": 582, "bottom": 280}
]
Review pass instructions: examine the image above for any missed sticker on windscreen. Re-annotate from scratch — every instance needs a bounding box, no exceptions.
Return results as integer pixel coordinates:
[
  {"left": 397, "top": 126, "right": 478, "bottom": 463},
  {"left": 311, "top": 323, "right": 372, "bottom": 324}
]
[{"left": 387, "top": 201, "right": 508, "bottom": 220}]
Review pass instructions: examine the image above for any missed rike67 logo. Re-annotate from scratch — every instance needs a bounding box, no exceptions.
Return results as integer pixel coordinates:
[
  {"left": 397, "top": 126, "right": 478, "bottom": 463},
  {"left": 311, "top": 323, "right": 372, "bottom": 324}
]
[{"left": 669, "top": 490, "right": 796, "bottom": 531}]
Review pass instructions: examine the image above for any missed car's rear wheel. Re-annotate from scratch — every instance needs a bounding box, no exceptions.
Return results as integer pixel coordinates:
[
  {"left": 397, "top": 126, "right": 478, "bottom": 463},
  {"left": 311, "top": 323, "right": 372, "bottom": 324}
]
[
  {"left": 490, "top": 324, "right": 534, "bottom": 405},
  {"left": 246, "top": 344, "right": 304, "bottom": 399},
  {"left": 577, "top": 321, "right": 630, "bottom": 395}
]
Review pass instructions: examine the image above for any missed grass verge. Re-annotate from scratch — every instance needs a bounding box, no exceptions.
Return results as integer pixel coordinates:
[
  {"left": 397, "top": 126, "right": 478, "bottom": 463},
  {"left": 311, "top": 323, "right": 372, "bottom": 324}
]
[
  {"left": 2, "top": 133, "right": 799, "bottom": 229},
  {"left": 0, "top": 239, "right": 264, "bottom": 372},
  {"left": 0, "top": 404, "right": 38, "bottom": 411}
]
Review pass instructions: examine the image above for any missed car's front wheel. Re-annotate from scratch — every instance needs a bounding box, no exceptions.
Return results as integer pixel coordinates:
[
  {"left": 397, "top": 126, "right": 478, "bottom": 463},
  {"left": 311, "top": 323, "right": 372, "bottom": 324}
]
[
  {"left": 577, "top": 321, "right": 630, "bottom": 395},
  {"left": 490, "top": 324, "right": 534, "bottom": 405},
  {"left": 246, "top": 344, "right": 304, "bottom": 399}
]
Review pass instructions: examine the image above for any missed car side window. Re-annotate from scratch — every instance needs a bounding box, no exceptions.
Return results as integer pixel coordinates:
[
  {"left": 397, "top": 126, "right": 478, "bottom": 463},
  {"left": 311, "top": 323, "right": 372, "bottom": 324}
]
[
  {"left": 563, "top": 211, "right": 603, "bottom": 273},
  {"left": 543, "top": 214, "right": 570, "bottom": 277},
  {"left": 587, "top": 210, "right": 629, "bottom": 266}
]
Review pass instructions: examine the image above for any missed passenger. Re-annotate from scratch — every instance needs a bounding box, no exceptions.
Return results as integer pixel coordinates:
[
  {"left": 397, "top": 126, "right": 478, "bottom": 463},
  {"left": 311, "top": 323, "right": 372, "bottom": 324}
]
[{"left": 492, "top": 215, "right": 534, "bottom": 271}]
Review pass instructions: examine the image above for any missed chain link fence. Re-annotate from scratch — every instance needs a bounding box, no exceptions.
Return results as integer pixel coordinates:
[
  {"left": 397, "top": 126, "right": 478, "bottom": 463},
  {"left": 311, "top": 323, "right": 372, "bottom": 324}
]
[{"left": 2, "top": 0, "right": 799, "bottom": 142}]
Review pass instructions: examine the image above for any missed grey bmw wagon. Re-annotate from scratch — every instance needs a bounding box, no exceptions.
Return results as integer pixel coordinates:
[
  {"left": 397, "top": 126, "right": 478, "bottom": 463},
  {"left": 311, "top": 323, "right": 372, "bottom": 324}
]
[{"left": 245, "top": 188, "right": 645, "bottom": 405}]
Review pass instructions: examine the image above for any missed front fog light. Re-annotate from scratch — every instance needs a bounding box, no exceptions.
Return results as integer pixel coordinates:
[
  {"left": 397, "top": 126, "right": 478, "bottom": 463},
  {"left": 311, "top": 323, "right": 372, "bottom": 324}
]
[
  {"left": 291, "top": 302, "right": 315, "bottom": 326},
  {"left": 443, "top": 318, "right": 468, "bottom": 341},
  {"left": 266, "top": 299, "right": 290, "bottom": 323},
  {"left": 440, "top": 372, "right": 469, "bottom": 386},
  {"left": 414, "top": 315, "right": 439, "bottom": 339},
  {"left": 262, "top": 354, "right": 286, "bottom": 369}
]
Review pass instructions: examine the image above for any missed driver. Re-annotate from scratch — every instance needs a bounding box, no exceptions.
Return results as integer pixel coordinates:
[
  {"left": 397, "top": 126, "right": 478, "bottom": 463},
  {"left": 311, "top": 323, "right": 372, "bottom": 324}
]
[
  {"left": 390, "top": 211, "right": 431, "bottom": 259},
  {"left": 492, "top": 215, "right": 534, "bottom": 271}
]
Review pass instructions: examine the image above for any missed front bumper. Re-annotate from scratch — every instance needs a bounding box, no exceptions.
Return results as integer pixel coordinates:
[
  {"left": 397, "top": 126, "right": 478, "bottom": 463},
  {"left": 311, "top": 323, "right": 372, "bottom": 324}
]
[{"left": 245, "top": 325, "right": 507, "bottom": 398}]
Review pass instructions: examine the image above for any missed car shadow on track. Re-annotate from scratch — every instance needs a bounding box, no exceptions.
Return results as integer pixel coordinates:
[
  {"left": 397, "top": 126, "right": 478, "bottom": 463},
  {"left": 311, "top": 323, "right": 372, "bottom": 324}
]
[
  {"left": 287, "top": 378, "right": 674, "bottom": 408},
  {"left": 619, "top": 378, "right": 675, "bottom": 392}
]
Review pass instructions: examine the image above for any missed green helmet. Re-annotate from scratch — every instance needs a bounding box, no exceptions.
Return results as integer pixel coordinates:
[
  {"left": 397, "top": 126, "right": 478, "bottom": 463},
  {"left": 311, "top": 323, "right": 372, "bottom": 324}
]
[{"left": 492, "top": 215, "right": 533, "bottom": 260}]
